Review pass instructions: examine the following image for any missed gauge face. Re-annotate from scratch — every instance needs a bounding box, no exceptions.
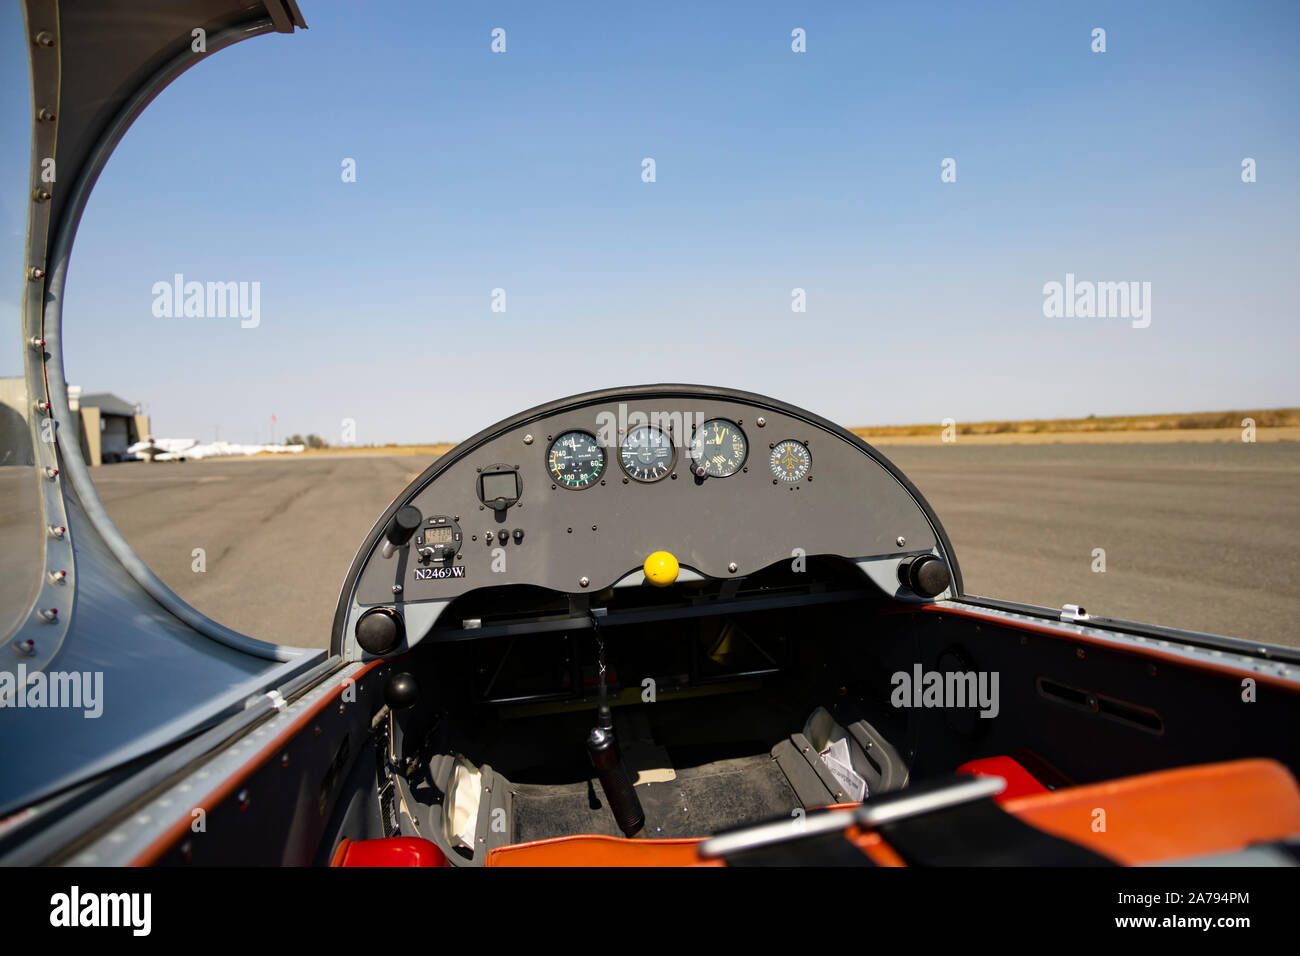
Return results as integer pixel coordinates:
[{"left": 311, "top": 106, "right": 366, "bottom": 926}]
[
  {"left": 770, "top": 440, "right": 811, "bottom": 483},
  {"left": 547, "top": 431, "right": 605, "bottom": 490},
  {"left": 619, "top": 425, "right": 675, "bottom": 482},
  {"left": 689, "top": 419, "right": 747, "bottom": 478}
]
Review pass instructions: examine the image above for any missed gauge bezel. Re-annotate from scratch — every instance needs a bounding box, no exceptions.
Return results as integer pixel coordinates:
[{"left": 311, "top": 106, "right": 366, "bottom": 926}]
[
  {"left": 618, "top": 424, "right": 677, "bottom": 483},
  {"left": 770, "top": 439, "right": 812, "bottom": 483},
  {"left": 545, "top": 429, "right": 607, "bottom": 491},
  {"left": 689, "top": 418, "right": 749, "bottom": 478}
]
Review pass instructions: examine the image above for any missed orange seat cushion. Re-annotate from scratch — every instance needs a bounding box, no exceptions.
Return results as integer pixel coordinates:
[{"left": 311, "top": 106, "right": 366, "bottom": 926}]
[{"left": 1000, "top": 758, "right": 1300, "bottom": 865}]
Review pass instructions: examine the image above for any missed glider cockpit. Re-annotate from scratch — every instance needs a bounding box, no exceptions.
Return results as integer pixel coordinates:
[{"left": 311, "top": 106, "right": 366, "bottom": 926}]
[
  {"left": 317, "top": 386, "right": 1300, "bottom": 865},
  {"left": 6, "top": 0, "right": 1300, "bottom": 872}
]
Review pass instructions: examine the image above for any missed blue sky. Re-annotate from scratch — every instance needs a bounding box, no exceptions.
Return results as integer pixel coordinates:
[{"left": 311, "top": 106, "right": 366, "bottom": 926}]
[{"left": 32, "top": 1, "right": 1300, "bottom": 443}]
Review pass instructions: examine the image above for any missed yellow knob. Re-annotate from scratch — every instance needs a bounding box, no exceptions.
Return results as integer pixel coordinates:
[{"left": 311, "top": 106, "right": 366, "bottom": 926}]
[{"left": 643, "top": 551, "right": 680, "bottom": 587}]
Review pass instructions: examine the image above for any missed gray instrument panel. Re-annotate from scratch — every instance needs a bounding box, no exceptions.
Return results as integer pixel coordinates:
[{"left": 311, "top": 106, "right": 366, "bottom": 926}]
[{"left": 352, "top": 394, "right": 939, "bottom": 607}]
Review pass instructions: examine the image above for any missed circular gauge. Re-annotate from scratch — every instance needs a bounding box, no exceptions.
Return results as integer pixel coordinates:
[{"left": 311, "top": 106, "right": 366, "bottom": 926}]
[
  {"left": 770, "top": 440, "right": 811, "bottom": 483},
  {"left": 619, "top": 425, "right": 675, "bottom": 482},
  {"left": 689, "top": 419, "right": 748, "bottom": 478},
  {"left": 547, "top": 430, "right": 606, "bottom": 490}
]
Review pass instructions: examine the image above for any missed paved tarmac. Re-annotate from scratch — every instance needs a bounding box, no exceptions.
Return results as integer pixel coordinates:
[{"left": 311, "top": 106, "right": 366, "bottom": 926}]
[{"left": 89, "top": 442, "right": 1300, "bottom": 649}]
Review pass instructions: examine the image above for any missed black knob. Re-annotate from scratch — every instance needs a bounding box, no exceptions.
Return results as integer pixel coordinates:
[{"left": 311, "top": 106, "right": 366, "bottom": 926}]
[
  {"left": 355, "top": 606, "right": 404, "bottom": 655},
  {"left": 898, "top": 555, "right": 951, "bottom": 598},
  {"left": 385, "top": 505, "right": 422, "bottom": 549},
  {"left": 384, "top": 672, "right": 419, "bottom": 709},
  {"left": 512, "top": 528, "right": 523, "bottom": 543},
  {"left": 497, "top": 529, "right": 509, "bottom": 544}
]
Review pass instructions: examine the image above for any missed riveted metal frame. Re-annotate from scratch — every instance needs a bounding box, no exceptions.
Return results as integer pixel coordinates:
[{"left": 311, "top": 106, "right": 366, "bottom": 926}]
[
  {"left": 35, "top": 7, "right": 306, "bottom": 663},
  {"left": 3, "top": 0, "right": 74, "bottom": 682}
]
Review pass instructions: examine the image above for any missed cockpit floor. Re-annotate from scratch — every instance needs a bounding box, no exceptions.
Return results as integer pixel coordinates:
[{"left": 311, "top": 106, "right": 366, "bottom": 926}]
[{"left": 511, "top": 752, "right": 800, "bottom": 842}]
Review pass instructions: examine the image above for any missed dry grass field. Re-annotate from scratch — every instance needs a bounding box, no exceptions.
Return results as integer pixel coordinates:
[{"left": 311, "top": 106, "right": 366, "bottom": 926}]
[{"left": 852, "top": 409, "right": 1300, "bottom": 445}]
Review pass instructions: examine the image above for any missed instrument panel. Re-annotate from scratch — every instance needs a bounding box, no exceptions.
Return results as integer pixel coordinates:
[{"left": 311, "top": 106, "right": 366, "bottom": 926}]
[{"left": 342, "top": 386, "right": 953, "bottom": 624}]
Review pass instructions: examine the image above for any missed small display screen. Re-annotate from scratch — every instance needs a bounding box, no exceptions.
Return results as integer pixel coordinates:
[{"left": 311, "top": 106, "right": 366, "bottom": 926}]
[
  {"left": 481, "top": 472, "right": 518, "bottom": 502},
  {"left": 424, "top": 526, "right": 453, "bottom": 544}
]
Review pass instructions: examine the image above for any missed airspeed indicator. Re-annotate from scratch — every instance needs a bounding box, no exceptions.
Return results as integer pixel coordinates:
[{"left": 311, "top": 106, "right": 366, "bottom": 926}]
[{"left": 547, "top": 431, "right": 606, "bottom": 489}]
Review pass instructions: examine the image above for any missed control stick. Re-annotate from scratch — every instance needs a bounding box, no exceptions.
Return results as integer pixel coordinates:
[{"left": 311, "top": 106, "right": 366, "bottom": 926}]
[
  {"left": 585, "top": 611, "right": 645, "bottom": 837},
  {"left": 587, "top": 727, "right": 645, "bottom": 838},
  {"left": 381, "top": 505, "right": 422, "bottom": 559}
]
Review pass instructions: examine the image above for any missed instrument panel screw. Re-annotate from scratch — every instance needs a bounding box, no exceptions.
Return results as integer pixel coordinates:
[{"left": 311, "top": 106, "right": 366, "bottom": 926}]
[
  {"left": 32, "top": 189, "right": 51, "bottom": 203},
  {"left": 579, "top": 577, "right": 590, "bottom": 588},
  {"left": 896, "top": 536, "right": 906, "bottom": 547},
  {"left": 29, "top": 337, "right": 46, "bottom": 349},
  {"left": 281, "top": 753, "right": 290, "bottom": 768},
  {"left": 37, "top": 108, "right": 56, "bottom": 122},
  {"left": 47, "top": 525, "right": 65, "bottom": 539},
  {"left": 49, "top": 570, "right": 67, "bottom": 585},
  {"left": 38, "top": 608, "right": 58, "bottom": 623},
  {"left": 34, "top": 31, "right": 55, "bottom": 47},
  {"left": 28, "top": 267, "right": 45, "bottom": 280},
  {"left": 237, "top": 789, "right": 250, "bottom": 811},
  {"left": 392, "top": 584, "right": 403, "bottom": 594},
  {"left": 728, "top": 563, "right": 738, "bottom": 573},
  {"left": 756, "top": 417, "right": 766, "bottom": 427},
  {"left": 523, "top": 434, "right": 534, "bottom": 445},
  {"left": 13, "top": 638, "right": 35, "bottom": 655},
  {"left": 44, "top": 467, "right": 58, "bottom": 479}
]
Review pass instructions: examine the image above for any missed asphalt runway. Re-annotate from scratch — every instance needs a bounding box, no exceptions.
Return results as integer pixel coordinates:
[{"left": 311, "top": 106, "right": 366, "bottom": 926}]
[{"left": 90, "top": 442, "right": 1300, "bottom": 649}]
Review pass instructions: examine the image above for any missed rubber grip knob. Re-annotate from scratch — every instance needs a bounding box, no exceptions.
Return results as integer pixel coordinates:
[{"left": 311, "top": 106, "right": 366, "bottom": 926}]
[{"left": 587, "top": 728, "right": 645, "bottom": 837}]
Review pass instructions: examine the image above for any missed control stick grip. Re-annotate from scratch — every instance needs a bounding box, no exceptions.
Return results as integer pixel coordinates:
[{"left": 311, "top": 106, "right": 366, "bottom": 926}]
[
  {"left": 381, "top": 505, "right": 422, "bottom": 559},
  {"left": 587, "top": 727, "right": 645, "bottom": 838}
]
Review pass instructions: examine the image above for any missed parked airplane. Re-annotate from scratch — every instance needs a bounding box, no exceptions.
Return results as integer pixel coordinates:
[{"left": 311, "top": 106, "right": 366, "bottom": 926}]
[{"left": 126, "top": 437, "right": 199, "bottom": 462}]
